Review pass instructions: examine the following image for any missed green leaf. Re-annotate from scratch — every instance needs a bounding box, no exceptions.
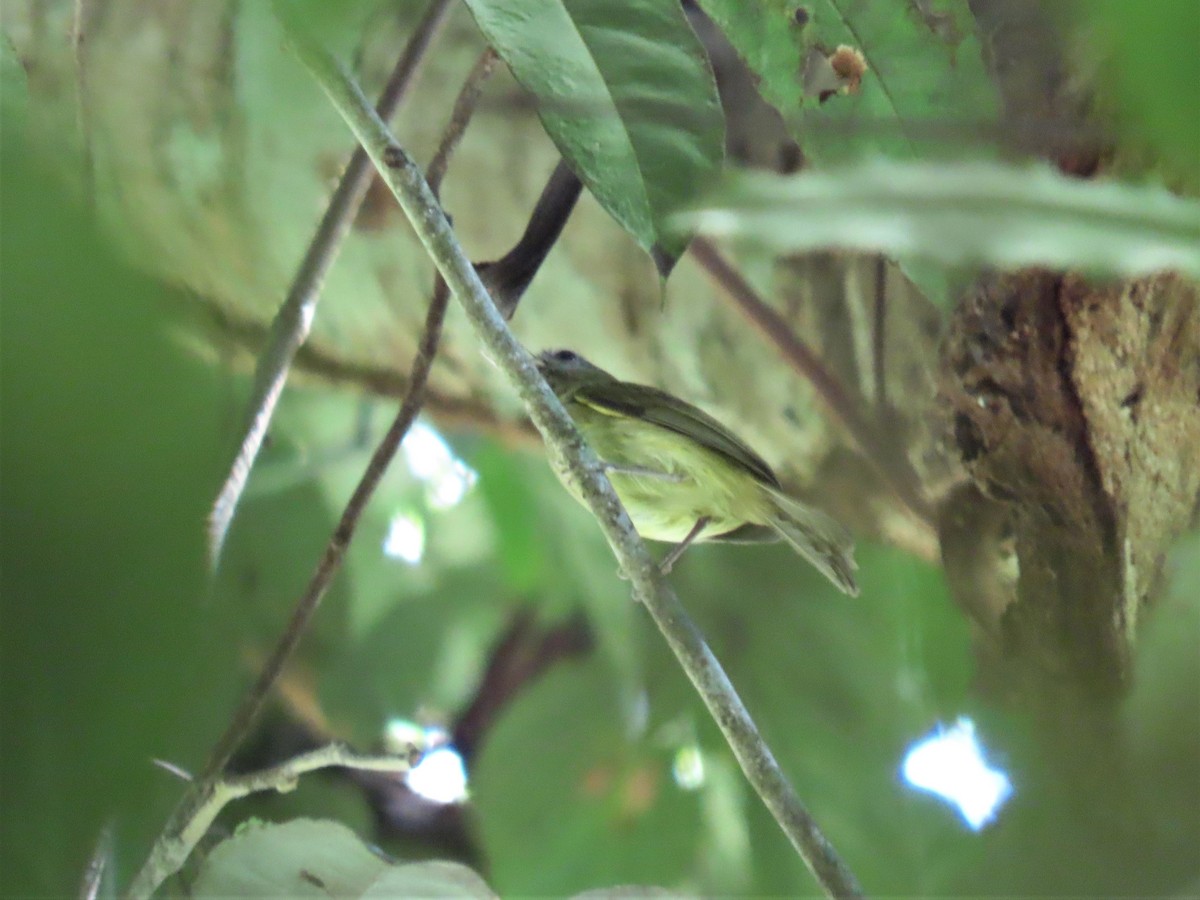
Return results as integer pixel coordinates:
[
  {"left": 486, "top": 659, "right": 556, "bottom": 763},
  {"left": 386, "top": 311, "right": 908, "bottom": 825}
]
[
  {"left": 472, "top": 657, "right": 703, "bottom": 895},
  {"left": 1082, "top": 0, "right": 1200, "bottom": 188},
  {"left": 694, "top": 1, "right": 806, "bottom": 114},
  {"left": 699, "top": 0, "right": 998, "bottom": 162},
  {"left": 0, "top": 148, "right": 244, "bottom": 896},
  {"left": 684, "top": 161, "right": 1200, "bottom": 277},
  {"left": 193, "top": 819, "right": 496, "bottom": 898},
  {"left": 1, "top": 31, "right": 29, "bottom": 133},
  {"left": 802, "top": 0, "right": 996, "bottom": 160},
  {"left": 461, "top": 0, "right": 725, "bottom": 272}
]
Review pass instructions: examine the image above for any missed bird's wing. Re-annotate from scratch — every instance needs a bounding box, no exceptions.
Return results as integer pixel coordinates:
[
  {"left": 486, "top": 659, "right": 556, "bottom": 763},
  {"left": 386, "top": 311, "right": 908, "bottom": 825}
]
[{"left": 573, "top": 380, "right": 781, "bottom": 488}]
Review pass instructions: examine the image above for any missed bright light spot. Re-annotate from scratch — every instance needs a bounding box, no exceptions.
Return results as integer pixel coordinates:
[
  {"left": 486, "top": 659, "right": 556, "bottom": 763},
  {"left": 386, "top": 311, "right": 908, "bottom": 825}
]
[
  {"left": 901, "top": 717, "right": 1012, "bottom": 830},
  {"left": 427, "top": 460, "right": 477, "bottom": 510},
  {"left": 673, "top": 745, "right": 706, "bottom": 791},
  {"left": 384, "top": 720, "right": 467, "bottom": 804},
  {"left": 402, "top": 422, "right": 451, "bottom": 480},
  {"left": 402, "top": 422, "right": 477, "bottom": 511},
  {"left": 383, "top": 512, "right": 425, "bottom": 565},
  {"left": 407, "top": 746, "right": 469, "bottom": 805}
]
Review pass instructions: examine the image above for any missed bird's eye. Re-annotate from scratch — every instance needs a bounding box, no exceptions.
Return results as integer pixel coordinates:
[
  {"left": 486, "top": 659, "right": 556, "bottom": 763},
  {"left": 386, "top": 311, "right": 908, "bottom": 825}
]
[{"left": 552, "top": 350, "right": 577, "bottom": 362}]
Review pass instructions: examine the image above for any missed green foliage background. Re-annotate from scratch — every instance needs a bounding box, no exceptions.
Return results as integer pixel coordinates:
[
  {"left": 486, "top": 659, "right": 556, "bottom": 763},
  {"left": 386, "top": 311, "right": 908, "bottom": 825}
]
[{"left": 2, "top": 1, "right": 1199, "bottom": 897}]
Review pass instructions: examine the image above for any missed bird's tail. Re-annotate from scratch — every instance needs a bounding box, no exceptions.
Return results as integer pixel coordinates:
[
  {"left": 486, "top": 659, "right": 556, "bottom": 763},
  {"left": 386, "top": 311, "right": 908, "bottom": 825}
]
[{"left": 764, "top": 487, "right": 859, "bottom": 596}]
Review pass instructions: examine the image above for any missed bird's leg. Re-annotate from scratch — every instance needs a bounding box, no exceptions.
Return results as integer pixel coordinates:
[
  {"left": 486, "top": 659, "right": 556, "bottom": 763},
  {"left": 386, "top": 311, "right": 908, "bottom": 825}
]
[
  {"left": 659, "top": 517, "right": 711, "bottom": 575},
  {"left": 601, "top": 462, "right": 685, "bottom": 484}
]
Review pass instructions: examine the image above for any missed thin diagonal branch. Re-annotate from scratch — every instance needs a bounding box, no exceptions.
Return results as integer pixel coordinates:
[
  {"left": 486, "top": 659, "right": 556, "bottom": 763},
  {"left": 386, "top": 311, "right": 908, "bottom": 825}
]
[
  {"left": 287, "top": 24, "right": 866, "bottom": 900},
  {"left": 690, "top": 236, "right": 932, "bottom": 526},
  {"left": 202, "top": 278, "right": 450, "bottom": 787},
  {"left": 128, "top": 281, "right": 450, "bottom": 900},
  {"left": 428, "top": 47, "right": 498, "bottom": 197},
  {"left": 207, "top": 0, "right": 454, "bottom": 565}
]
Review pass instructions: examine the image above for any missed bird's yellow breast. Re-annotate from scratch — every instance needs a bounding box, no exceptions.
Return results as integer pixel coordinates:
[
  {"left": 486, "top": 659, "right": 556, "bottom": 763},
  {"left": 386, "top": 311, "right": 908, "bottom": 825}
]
[{"left": 564, "top": 398, "right": 773, "bottom": 543}]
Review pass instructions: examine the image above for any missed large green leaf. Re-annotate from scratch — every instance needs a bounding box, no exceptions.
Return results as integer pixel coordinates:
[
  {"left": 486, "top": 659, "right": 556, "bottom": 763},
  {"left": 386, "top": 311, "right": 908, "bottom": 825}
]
[
  {"left": 0, "top": 145, "right": 244, "bottom": 896},
  {"left": 461, "top": 0, "right": 725, "bottom": 273},
  {"left": 193, "top": 819, "right": 496, "bottom": 898},
  {"left": 684, "top": 161, "right": 1200, "bottom": 277}
]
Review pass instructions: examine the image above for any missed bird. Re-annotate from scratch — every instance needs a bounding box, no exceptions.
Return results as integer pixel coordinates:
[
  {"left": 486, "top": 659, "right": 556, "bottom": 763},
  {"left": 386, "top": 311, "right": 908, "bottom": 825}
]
[{"left": 535, "top": 349, "right": 858, "bottom": 595}]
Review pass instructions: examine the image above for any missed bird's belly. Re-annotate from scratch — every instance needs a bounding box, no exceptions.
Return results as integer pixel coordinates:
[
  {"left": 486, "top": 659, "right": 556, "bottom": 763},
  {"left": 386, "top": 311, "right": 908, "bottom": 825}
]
[
  {"left": 573, "top": 413, "right": 769, "bottom": 543},
  {"left": 605, "top": 472, "right": 742, "bottom": 541}
]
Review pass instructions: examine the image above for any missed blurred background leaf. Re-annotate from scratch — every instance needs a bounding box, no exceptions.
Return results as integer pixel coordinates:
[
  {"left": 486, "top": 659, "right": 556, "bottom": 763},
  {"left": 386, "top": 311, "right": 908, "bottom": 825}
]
[
  {"left": 0, "top": 142, "right": 245, "bottom": 895},
  {"left": 1079, "top": 0, "right": 1200, "bottom": 190},
  {"left": 685, "top": 161, "right": 1200, "bottom": 277}
]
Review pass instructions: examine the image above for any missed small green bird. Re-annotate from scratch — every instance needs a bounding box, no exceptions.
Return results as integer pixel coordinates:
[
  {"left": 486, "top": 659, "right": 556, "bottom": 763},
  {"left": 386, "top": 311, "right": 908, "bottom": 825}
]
[{"left": 536, "top": 349, "right": 859, "bottom": 595}]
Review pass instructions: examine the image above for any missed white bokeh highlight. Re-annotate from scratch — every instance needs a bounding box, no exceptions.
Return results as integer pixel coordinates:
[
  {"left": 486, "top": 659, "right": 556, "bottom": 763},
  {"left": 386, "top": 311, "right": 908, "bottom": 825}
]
[
  {"left": 402, "top": 421, "right": 477, "bottom": 511},
  {"left": 406, "top": 745, "right": 469, "bottom": 805},
  {"left": 383, "top": 511, "right": 425, "bottom": 565},
  {"left": 901, "top": 716, "right": 1012, "bottom": 830}
]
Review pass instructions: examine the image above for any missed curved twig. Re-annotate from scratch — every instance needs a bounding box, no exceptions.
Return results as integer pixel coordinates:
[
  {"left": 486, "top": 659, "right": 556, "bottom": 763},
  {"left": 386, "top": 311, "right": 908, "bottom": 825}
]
[{"left": 127, "top": 744, "right": 418, "bottom": 898}]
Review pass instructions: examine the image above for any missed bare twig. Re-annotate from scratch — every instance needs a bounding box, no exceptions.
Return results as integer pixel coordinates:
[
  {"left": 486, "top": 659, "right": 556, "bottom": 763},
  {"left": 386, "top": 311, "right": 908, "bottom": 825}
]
[
  {"left": 127, "top": 21, "right": 497, "bottom": 895},
  {"left": 428, "top": 47, "right": 498, "bottom": 197},
  {"left": 288, "top": 26, "right": 866, "bottom": 900},
  {"left": 204, "top": 282, "right": 450, "bottom": 781},
  {"left": 872, "top": 255, "right": 888, "bottom": 412},
  {"left": 127, "top": 744, "right": 418, "bottom": 898},
  {"left": 207, "top": 0, "right": 454, "bottom": 565},
  {"left": 127, "top": 282, "right": 449, "bottom": 900},
  {"left": 690, "top": 236, "right": 932, "bottom": 526}
]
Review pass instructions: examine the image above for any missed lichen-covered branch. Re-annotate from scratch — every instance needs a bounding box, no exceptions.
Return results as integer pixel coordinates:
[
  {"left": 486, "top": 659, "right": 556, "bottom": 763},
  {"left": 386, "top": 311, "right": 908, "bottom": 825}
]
[
  {"left": 126, "top": 744, "right": 418, "bottom": 899},
  {"left": 283, "top": 16, "right": 866, "bottom": 900}
]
